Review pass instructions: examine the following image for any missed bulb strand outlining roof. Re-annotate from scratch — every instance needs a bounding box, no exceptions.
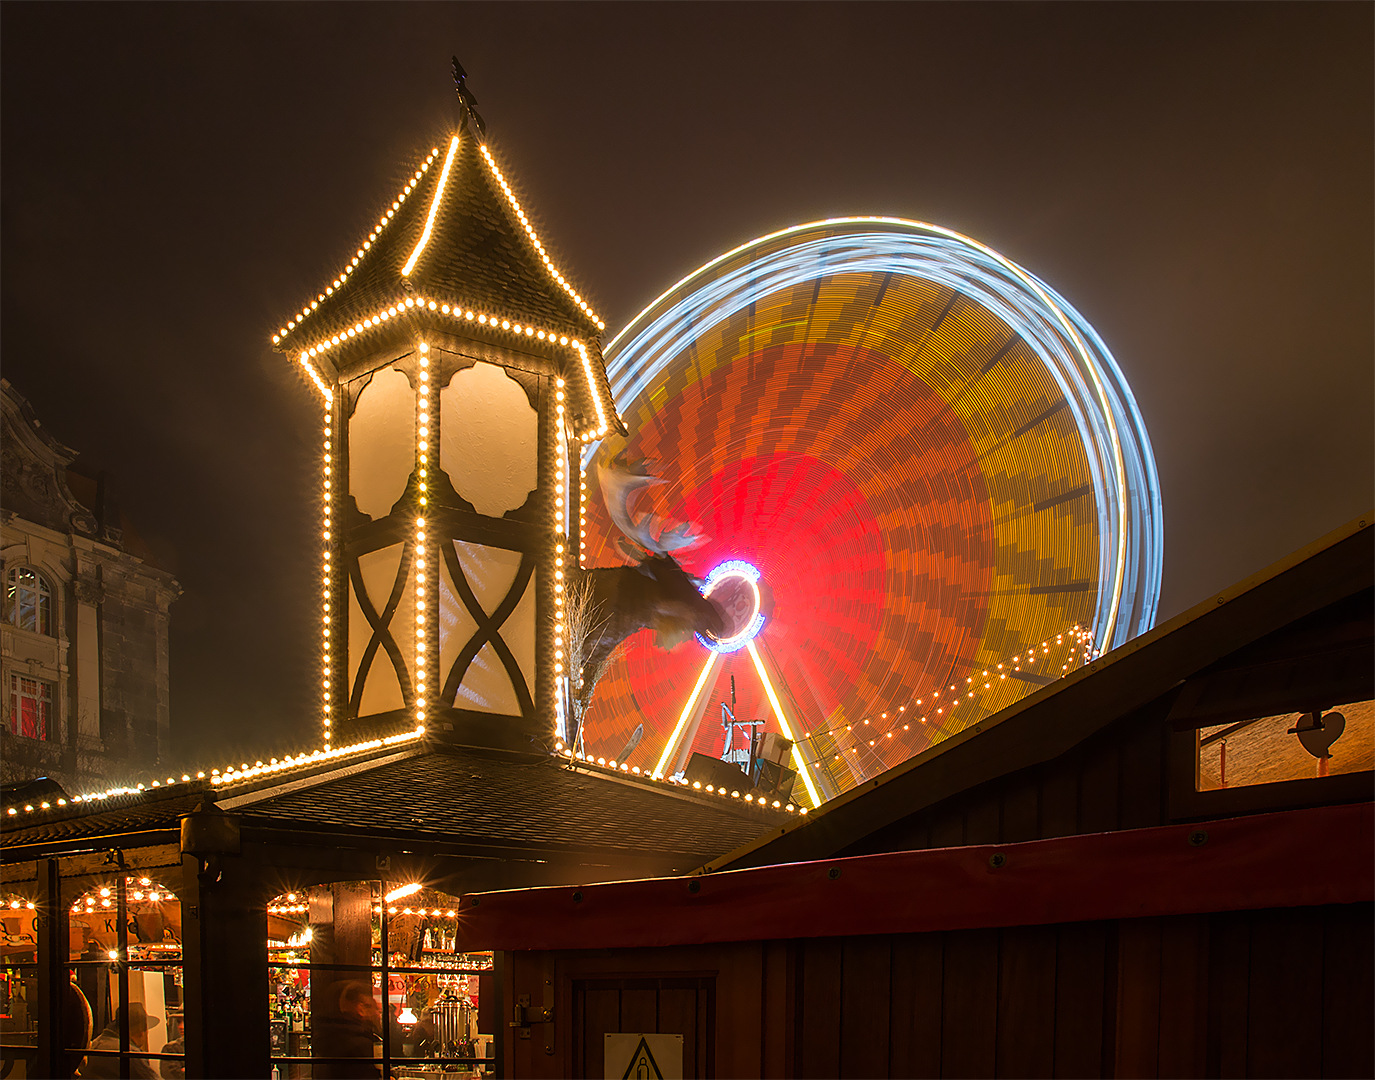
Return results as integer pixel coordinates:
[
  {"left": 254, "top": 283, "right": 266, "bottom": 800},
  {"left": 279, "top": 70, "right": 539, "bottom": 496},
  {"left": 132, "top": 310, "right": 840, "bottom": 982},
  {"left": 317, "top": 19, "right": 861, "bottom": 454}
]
[
  {"left": 274, "top": 134, "right": 603, "bottom": 346},
  {"left": 269, "top": 129, "right": 621, "bottom": 436}
]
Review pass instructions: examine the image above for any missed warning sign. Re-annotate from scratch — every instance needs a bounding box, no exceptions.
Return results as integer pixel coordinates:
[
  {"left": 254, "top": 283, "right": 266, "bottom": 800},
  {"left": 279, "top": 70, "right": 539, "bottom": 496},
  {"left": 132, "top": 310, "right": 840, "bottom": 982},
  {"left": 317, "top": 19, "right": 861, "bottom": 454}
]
[{"left": 604, "top": 1032, "right": 684, "bottom": 1079}]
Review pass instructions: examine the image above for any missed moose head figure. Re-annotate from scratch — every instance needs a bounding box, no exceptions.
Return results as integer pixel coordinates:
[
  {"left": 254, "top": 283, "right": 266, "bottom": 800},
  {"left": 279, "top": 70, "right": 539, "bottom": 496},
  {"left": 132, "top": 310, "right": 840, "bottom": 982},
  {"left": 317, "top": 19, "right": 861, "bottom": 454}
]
[{"left": 564, "top": 453, "right": 725, "bottom": 753}]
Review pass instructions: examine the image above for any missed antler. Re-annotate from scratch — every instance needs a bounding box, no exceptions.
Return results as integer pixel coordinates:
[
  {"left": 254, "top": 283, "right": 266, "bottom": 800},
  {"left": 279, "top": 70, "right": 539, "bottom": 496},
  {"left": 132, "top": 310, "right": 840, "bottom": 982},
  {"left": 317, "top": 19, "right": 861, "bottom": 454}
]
[{"left": 597, "top": 452, "right": 706, "bottom": 556}]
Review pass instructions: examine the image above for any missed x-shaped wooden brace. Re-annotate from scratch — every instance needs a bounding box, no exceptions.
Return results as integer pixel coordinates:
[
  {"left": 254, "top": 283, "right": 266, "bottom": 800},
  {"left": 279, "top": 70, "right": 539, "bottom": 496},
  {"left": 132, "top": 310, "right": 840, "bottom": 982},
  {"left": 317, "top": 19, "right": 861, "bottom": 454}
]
[
  {"left": 440, "top": 542, "right": 536, "bottom": 718},
  {"left": 347, "top": 541, "right": 416, "bottom": 716}
]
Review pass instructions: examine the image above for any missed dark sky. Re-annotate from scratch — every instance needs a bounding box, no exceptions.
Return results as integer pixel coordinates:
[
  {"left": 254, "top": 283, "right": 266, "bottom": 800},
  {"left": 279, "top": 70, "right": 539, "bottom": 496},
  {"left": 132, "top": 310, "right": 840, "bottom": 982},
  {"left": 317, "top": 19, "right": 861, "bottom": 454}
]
[{"left": 3, "top": 4, "right": 1370, "bottom": 769}]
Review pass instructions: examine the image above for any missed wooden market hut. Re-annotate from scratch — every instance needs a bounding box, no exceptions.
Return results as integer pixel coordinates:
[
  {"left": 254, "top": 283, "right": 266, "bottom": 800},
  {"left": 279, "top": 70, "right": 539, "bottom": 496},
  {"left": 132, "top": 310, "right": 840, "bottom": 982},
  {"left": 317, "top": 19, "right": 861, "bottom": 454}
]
[
  {"left": 0, "top": 95, "right": 794, "bottom": 1079},
  {"left": 458, "top": 513, "right": 1374, "bottom": 1079},
  {"left": 1, "top": 740, "right": 785, "bottom": 1077}
]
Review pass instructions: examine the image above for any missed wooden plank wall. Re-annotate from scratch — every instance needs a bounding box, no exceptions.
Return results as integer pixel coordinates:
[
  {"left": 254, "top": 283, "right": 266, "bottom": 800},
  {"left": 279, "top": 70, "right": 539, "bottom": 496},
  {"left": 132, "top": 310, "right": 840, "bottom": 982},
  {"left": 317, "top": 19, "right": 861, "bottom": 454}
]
[
  {"left": 847, "top": 701, "right": 1173, "bottom": 859},
  {"left": 504, "top": 902, "right": 1371, "bottom": 1078},
  {"left": 791, "top": 903, "right": 1373, "bottom": 1079}
]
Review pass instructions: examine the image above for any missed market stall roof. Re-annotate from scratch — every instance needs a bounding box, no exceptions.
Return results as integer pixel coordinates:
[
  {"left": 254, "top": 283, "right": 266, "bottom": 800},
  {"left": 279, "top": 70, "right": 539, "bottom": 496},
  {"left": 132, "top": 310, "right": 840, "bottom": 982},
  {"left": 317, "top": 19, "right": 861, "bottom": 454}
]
[
  {"left": 2, "top": 742, "right": 783, "bottom": 873},
  {"left": 704, "top": 511, "right": 1374, "bottom": 873},
  {"left": 228, "top": 743, "right": 778, "bottom": 867}
]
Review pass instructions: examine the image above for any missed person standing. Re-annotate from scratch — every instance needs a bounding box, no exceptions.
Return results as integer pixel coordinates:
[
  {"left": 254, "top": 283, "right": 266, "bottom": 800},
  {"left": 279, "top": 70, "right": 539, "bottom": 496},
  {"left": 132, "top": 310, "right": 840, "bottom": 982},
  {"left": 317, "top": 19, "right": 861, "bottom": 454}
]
[
  {"left": 77, "top": 1003, "right": 159, "bottom": 1079},
  {"left": 312, "top": 980, "right": 381, "bottom": 1079}
]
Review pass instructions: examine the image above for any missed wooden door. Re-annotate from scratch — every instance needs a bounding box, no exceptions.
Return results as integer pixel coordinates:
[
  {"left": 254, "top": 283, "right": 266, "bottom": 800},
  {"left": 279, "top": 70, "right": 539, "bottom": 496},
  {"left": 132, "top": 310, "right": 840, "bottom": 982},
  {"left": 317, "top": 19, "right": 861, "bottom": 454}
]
[{"left": 570, "top": 977, "right": 714, "bottom": 1079}]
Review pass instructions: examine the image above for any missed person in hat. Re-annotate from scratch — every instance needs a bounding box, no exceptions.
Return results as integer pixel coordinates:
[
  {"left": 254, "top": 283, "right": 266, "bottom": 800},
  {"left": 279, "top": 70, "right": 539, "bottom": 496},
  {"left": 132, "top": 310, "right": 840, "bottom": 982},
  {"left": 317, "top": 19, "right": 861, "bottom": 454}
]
[{"left": 78, "top": 1002, "right": 160, "bottom": 1079}]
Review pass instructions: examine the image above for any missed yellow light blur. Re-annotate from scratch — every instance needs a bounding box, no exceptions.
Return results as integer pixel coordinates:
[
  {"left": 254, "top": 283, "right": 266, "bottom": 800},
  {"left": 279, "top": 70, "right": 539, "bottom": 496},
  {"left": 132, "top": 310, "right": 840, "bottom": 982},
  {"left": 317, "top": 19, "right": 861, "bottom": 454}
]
[
  {"left": 402, "top": 135, "right": 460, "bottom": 277},
  {"left": 745, "top": 639, "right": 821, "bottom": 808},
  {"left": 654, "top": 651, "right": 719, "bottom": 778}
]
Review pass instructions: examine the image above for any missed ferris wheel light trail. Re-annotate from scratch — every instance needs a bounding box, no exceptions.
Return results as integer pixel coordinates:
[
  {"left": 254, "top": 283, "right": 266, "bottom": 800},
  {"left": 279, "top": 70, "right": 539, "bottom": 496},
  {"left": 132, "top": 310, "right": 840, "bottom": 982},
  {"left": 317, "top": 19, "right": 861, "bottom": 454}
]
[
  {"left": 654, "top": 650, "right": 719, "bottom": 779},
  {"left": 745, "top": 639, "right": 823, "bottom": 809},
  {"left": 585, "top": 217, "right": 1162, "bottom": 801},
  {"left": 593, "top": 217, "right": 1162, "bottom": 652}
]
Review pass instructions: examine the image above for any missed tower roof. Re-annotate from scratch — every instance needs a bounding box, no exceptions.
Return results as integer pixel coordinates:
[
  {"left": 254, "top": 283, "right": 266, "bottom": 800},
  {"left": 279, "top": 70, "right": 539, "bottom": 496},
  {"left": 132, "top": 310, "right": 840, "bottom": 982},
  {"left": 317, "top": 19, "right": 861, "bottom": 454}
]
[{"left": 272, "top": 128, "right": 621, "bottom": 436}]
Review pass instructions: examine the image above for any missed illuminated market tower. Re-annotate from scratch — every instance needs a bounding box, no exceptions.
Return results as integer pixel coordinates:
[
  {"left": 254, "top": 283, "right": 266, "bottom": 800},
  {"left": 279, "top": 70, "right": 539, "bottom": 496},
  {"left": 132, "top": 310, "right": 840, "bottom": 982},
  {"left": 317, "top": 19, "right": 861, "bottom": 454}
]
[{"left": 272, "top": 100, "right": 621, "bottom": 753}]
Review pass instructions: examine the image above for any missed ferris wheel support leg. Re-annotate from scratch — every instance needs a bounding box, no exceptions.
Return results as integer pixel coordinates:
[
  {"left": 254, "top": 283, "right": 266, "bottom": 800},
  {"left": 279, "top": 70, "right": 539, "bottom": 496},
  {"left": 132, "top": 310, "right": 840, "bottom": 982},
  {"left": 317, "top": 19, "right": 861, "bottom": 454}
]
[
  {"left": 653, "top": 651, "right": 719, "bottom": 779},
  {"left": 745, "top": 640, "right": 824, "bottom": 809}
]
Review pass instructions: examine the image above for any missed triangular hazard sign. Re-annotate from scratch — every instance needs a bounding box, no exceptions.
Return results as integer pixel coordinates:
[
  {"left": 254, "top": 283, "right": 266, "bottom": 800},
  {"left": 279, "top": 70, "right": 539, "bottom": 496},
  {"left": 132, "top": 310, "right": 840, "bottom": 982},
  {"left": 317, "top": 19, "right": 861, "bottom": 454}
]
[{"left": 621, "top": 1034, "right": 664, "bottom": 1080}]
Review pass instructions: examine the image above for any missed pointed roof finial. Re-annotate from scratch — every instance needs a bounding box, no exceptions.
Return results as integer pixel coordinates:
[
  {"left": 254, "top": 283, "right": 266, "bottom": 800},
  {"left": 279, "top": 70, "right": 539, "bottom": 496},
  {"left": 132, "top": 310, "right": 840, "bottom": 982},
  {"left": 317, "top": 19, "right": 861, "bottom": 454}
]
[{"left": 451, "top": 56, "right": 486, "bottom": 138}]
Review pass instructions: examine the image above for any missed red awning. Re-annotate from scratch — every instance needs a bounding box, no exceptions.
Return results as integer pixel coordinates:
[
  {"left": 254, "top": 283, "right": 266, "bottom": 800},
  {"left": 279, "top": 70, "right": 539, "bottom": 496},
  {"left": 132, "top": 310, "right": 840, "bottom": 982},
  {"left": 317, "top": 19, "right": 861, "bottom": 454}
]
[{"left": 455, "top": 801, "right": 1373, "bottom": 951}]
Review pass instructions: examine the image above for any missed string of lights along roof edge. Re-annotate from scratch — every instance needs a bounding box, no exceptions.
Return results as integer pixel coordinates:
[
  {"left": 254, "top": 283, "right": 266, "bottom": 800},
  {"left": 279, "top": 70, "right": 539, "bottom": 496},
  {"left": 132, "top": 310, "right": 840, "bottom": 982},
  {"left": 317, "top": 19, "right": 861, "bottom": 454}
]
[{"left": 274, "top": 147, "right": 443, "bottom": 346}]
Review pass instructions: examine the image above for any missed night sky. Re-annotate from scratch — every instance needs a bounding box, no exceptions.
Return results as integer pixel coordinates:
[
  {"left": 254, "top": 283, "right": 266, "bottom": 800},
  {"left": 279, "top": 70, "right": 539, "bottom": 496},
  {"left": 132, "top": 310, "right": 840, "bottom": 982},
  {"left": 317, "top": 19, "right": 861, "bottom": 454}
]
[{"left": 3, "top": 4, "right": 1370, "bottom": 770}]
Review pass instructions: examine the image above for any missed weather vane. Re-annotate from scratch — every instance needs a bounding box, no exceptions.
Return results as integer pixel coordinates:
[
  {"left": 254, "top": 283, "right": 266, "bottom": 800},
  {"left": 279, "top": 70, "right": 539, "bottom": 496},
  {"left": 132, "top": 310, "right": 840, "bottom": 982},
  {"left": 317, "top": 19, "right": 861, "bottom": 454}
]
[{"left": 451, "top": 57, "right": 487, "bottom": 138}]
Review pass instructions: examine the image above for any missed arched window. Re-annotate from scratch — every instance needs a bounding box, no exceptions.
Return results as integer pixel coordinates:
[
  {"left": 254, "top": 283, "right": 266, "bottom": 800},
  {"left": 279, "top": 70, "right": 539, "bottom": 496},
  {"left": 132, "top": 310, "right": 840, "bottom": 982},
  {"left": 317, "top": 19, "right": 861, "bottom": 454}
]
[{"left": 6, "top": 566, "right": 52, "bottom": 636}]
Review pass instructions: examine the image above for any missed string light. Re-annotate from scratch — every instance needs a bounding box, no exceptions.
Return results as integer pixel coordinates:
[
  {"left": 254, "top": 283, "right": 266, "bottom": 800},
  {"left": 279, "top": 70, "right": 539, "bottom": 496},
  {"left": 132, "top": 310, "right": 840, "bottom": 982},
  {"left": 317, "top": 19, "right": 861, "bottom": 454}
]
[
  {"left": 322, "top": 398, "right": 335, "bottom": 746},
  {"left": 275, "top": 148, "right": 441, "bottom": 346},
  {"left": 70, "top": 877, "right": 176, "bottom": 916},
  {"left": 790, "top": 625, "right": 1096, "bottom": 769},
  {"left": 210, "top": 728, "right": 425, "bottom": 787},
  {"left": 0, "top": 624, "right": 1090, "bottom": 817},
  {"left": 298, "top": 357, "right": 334, "bottom": 403},
  {"left": 402, "top": 137, "right": 460, "bottom": 277},
  {"left": 415, "top": 344, "right": 431, "bottom": 730},
  {"left": 286, "top": 294, "right": 618, "bottom": 439},
  {"left": 555, "top": 742, "right": 798, "bottom": 814},
  {"left": 478, "top": 143, "right": 606, "bottom": 332},
  {"left": 553, "top": 375, "right": 569, "bottom": 727}
]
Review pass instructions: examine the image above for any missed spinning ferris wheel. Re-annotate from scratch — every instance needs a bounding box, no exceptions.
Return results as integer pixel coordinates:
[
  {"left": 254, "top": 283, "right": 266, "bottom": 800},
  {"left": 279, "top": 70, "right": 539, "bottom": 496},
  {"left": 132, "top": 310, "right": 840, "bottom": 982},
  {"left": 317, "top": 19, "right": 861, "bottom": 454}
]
[{"left": 580, "top": 219, "right": 1161, "bottom": 806}]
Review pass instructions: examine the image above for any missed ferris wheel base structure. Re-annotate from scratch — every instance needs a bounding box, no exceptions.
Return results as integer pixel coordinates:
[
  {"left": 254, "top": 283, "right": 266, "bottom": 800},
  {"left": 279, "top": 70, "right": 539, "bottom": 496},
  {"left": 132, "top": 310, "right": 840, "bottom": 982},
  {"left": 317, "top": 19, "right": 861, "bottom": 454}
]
[{"left": 582, "top": 218, "right": 1163, "bottom": 802}]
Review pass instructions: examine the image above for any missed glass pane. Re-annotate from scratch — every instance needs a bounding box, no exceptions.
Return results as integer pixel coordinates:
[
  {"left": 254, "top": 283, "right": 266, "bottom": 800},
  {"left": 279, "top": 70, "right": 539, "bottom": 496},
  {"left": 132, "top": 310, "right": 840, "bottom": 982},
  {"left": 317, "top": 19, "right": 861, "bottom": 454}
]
[
  {"left": 2, "top": 897, "right": 39, "bottom": 964},
  {"left": 1198, "top": 699, "right": 1375, "bottom": 790},
  {"left": 268, "top": 882, "right": 383, "bottom": 1066},
  {"left": 1, "top": 964, "right": 40, "bottom": 1051},
  {"left": 71, "top": 963, "right": 184, "bottom": 1078},
  {"left": 381, "top": 888, "right": 492, "bottom": 1064},
  {"left": 65, "top": 963, "right": 103, "bottom": 1068},
  {"left": 69, "top": 874, "right": 182, "bottom": 962},
  {"left": 16, "top": 591, "right": 35, "bottom": 633}
]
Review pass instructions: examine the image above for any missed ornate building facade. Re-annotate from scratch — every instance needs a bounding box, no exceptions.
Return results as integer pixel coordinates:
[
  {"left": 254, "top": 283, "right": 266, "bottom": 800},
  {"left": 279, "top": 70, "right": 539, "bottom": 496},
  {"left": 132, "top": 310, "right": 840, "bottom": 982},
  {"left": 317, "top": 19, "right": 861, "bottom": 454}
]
[{"left": 0, "top": 378, "right": 179, "bottom": 792}]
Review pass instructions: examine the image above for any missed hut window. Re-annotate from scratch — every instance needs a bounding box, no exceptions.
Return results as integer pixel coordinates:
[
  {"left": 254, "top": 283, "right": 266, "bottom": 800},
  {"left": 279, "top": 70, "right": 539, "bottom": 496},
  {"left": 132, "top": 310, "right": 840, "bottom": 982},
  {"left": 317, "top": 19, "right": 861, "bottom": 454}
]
[
  {"left": 8, "top": 675, "right": 52, "bottom": 741},
  {"left": 1197, "top": 699, "right": 1373, "bottom": 790},
  {"left": 6, "top": 566, "right": 53, "bottom": 636},
  {"left": 66, "top": 871, "right": 184, "bottom": 1076},
  {"left": 267, "top": 882, "right": 494, "bottom": 1072}
]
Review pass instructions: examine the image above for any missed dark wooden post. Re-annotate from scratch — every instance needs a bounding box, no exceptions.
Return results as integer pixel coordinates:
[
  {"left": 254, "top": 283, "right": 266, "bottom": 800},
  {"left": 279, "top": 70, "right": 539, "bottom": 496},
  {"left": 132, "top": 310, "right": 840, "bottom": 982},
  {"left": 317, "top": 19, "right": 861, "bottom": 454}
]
[
  {"left": 181, "top": 805, "right": 267, "bottom": 1077},
  {"left": 36, "top": 857, "right": 70, "bottom": 1078}
]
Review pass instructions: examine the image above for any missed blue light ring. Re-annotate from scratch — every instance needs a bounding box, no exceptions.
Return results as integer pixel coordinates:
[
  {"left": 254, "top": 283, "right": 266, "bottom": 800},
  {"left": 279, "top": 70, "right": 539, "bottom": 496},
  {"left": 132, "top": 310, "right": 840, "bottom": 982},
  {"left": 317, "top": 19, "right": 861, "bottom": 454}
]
[
  {"left": 696, "top": 613, "right": 765, "bottom": 654},
  {"left": 593, "top": 218, "right": 1162, "bottom": 653}
]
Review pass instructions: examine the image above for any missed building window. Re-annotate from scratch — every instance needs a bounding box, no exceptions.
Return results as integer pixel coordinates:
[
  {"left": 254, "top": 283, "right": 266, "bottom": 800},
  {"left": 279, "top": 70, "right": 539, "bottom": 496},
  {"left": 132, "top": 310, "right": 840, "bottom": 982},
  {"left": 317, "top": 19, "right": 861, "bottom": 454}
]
[
  {"left": 8, "top": 676, "right": 52, "bottom": 740},
  {"left": 6, "top": 566, "right": 53, "bottom": 636}
]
